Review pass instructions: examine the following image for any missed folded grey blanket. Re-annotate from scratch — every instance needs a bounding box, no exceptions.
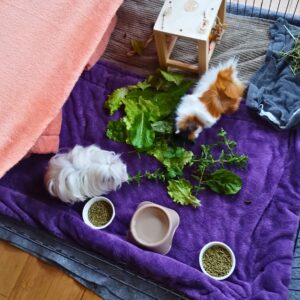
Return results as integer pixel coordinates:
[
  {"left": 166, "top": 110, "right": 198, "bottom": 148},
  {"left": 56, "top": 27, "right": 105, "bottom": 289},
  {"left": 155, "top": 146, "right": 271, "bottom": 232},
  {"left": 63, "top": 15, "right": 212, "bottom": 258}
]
[{"left": 246, "top": 18, "right": 300, "bottom": 129}]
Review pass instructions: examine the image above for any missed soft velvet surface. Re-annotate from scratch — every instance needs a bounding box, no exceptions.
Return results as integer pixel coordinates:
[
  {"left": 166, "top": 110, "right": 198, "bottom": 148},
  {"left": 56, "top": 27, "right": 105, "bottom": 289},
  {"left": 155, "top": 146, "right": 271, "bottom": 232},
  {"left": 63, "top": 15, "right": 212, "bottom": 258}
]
[
  {"left": 246, "top": 18, "right": 300, "bottom": 129},
  {"left": 1, "top": 61, "right": 300, "bottom": 299},
  {"left": 0, "top": 0, "right": 122, "bottom": 177}
]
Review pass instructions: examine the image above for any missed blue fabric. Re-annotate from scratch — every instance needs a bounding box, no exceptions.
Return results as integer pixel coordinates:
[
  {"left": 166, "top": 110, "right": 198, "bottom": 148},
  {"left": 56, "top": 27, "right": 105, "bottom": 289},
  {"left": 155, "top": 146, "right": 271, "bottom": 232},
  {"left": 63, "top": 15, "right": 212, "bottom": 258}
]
[{"left": 246, "top": 18, "right": 300, "bottom": 129}]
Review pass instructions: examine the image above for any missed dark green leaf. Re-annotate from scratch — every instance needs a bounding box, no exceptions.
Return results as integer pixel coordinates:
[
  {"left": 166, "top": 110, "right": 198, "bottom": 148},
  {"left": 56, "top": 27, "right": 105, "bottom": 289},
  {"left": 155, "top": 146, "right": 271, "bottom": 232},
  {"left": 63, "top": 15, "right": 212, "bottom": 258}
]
[
  {"left": 168, "top": 80, "right": 195, "bottom": 98},
  {"left": 217, "top": 128, "right": 227, "bottom": 138},
  {"left": 167, "top": 169, "right": 179, "bottom": 178},
  {"left": 205, "top": 169, "right": 242, "bottom": 195},
  {"left": 228, "top": 141, "right": 237, "bottom": 151},
  {"left": 106, "top": 120, "right": 127, "bottom": 143}
]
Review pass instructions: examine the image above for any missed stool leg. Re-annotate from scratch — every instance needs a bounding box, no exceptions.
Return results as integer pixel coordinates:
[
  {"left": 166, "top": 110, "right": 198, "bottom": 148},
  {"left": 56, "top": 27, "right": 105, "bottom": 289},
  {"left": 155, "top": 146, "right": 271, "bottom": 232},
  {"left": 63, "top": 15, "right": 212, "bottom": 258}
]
[
  {"left": 218, "top": 0, "right": 226, "bottom": 24},
  {"left": 154, "top": 31, "right": 168, "bottom": 68},
  {"left": 198, "top": 40, "right": 208, "bottom": 74}
]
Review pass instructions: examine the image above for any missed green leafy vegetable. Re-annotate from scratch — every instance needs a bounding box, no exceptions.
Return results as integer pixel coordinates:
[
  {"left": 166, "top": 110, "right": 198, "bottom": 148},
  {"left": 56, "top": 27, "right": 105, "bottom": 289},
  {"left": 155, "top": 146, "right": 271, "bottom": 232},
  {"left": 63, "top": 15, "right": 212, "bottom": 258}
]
[
  {"left": 129, "top": 169, "right": 166, "bottom": 183},
  {"left": 105, "top": 88, "right": 128, "bottom": 115},
  {"left": 129, "top": 128, "right": 248, "bottom": 206},
  {"left": 151, "top": 120, "right": 173, "bottom": 134},
  {"left": 148, "top": 141, "right": 194, "bottom": 177},
  {"left": 123, "top": 97, "right": 160, "bottom": 129},
  {"left": 106, "top": 120, "right": 127, "bottom": 143},
  {"left": 105, "top": 70, "right": 193, "bottom": 152},
  {"left": 204, "top": 169, "right": 242, "bottom": 195},
  {"left": 132, "top": 80, "right": 151, "bottom": 90},
  {"left": 160, "top": 70, "right": 185, "bottom": 85},
  {"left": 128, "top": 112, "right": 155, "bottom": 150},
  {"left": 167, "top": 179, "right": 200, "bottom": 207},
  {"left": 104, "top": 70, "right": 248, "bottom": 207}
]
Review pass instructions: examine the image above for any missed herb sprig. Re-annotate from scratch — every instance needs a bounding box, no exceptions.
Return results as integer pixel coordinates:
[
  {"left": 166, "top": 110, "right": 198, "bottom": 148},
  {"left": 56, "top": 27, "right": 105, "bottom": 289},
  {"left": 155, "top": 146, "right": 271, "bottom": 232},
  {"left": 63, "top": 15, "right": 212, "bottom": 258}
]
[
  {"left": 279, "top": 25, "right": 300, "bottom": 75},
  {"left": 128, "top": 128, "right": 248, "bottom": 205},
  {"left": 128, "top": 169, "right": 167, "bottom": 184},
  {"left": 192, "top": 129, "right": 248, "bottom": 189}
]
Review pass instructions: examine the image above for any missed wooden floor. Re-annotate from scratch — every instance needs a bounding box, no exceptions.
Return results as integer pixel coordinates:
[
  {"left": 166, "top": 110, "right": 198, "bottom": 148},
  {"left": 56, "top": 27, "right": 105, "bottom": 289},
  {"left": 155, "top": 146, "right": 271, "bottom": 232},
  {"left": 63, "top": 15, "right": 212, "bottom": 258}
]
[{"left": 0, "top": 241, "right": 102, "bottom": 300}]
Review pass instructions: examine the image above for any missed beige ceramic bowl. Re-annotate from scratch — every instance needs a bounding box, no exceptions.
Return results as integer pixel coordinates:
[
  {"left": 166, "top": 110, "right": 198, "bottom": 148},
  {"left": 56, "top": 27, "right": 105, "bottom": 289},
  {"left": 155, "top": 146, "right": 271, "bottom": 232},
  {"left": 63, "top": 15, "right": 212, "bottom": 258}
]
[{"left": 129, "top": 201, "right": 180, "bottom": 255}]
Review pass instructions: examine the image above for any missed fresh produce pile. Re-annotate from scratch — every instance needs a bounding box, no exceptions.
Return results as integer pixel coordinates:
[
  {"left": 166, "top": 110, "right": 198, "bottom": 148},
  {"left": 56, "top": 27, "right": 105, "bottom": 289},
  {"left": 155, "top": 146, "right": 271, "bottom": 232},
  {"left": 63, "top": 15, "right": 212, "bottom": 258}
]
[
  {"left": 105, "top": 71, "right": 248, "bottom": 207},
  {"left": 281, "top": 25, "right": 300, "bottom": 75}
]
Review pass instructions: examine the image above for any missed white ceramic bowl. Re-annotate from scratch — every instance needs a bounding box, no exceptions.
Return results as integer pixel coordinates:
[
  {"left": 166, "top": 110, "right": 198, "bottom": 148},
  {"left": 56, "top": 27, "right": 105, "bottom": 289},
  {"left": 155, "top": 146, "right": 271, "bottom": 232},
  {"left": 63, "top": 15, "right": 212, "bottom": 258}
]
[
  {"left": 82, "top": 196, "right": 115, "bottom": 230},
  {"left": 199, "top": 241, "right": 236, "bottom": 280}
]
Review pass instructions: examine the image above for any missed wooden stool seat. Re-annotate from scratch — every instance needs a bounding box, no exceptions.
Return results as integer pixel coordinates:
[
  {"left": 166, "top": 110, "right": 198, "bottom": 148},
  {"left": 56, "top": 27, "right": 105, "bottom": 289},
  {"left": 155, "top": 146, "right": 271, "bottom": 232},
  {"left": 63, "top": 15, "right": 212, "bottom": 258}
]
[{"left": 153, "top": 0, "right": 226, "bottom": 74}]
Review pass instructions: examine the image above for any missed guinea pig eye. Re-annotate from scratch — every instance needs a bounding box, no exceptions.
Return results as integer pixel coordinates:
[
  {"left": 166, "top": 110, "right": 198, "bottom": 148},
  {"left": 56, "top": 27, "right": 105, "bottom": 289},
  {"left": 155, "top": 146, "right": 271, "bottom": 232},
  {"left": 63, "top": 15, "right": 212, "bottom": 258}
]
[{"left": 187, "top": 123, "right": 198, "bottom": 133}]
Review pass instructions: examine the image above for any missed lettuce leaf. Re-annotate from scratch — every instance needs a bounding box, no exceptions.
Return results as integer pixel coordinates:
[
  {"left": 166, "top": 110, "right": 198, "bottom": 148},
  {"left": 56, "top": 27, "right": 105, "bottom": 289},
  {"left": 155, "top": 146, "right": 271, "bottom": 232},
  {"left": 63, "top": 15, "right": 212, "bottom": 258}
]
[
  {"left": 148, "top": 140, "right": 194, "bottom": 177},
  {"left": 167, "top": 179, "right": 200, "bottom": 207},
  {"left": 160, "top": 69, "right": 185, "bottom": 85},
  {"left": 105, "top": 87, "right": 128, "bottom": 115},
  {"left": 128, "top": 80, "right": 151, "bottom": 90},
  {"left": 151, "top": 120, "right": 173, "bottom": 134},
  {"left": 128, "top": 112, "right": 155, "bottom": 150}
]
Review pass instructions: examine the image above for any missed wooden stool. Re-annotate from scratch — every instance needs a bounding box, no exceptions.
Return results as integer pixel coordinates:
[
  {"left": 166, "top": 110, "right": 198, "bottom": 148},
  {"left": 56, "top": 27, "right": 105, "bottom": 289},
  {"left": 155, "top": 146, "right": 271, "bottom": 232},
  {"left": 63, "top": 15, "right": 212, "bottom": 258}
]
[{"left": 153, "top": 0, "right": 226, "bottom": 74}]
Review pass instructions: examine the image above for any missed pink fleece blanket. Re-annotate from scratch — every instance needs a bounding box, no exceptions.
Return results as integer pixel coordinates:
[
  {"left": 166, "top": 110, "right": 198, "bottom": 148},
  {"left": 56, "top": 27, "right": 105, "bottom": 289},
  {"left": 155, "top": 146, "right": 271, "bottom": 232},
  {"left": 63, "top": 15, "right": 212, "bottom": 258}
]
[
  {"left": 30, "top": 15, "right": 118, "bottom": 155},
  {"left": 0, "top": 0, "right": 122, "bottom": 177}
]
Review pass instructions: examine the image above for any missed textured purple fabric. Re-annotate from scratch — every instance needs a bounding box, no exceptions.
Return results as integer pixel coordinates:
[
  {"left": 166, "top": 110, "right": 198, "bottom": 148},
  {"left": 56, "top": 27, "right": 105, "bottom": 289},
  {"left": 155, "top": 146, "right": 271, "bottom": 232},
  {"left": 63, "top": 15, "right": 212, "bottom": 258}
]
[{"left": 1, "top": 61, "right": 300, "bottom": 299}]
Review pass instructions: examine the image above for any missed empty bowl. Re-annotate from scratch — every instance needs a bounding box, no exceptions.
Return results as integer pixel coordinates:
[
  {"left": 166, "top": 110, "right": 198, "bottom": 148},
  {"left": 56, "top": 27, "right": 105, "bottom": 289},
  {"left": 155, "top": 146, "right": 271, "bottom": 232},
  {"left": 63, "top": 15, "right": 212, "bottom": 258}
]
[
  {"left": 82, "top": 196, "right": 115, "bottom": 230},
  {"left": 129, "top": 201, "right": 180, "bottom": 255}
]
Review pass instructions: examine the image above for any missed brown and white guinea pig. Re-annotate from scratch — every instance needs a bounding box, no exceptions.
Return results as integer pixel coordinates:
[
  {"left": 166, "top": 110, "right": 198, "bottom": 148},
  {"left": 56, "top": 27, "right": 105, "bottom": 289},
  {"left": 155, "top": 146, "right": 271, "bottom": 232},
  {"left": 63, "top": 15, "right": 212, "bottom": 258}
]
[{"left": 175, "top": 58, "right": 245, "bottom": 140}]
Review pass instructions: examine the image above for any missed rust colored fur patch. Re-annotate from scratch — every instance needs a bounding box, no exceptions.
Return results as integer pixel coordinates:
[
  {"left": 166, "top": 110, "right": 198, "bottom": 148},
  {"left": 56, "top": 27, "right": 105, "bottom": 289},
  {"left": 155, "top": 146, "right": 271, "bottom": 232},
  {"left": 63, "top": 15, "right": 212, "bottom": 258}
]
[
  {"left": 200, "top": 89, "right": 222, "bottom": 118},
  {"left": 200, "top": 66, "right": 245, "bottom": 116}
]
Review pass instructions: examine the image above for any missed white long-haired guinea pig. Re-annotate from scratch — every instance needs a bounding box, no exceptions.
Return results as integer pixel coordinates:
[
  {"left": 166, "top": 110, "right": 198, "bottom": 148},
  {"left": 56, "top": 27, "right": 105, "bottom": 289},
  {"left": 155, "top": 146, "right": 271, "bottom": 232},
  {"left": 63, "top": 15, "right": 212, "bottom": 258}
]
[
  {"left": 175, "top": 58, "right": 245, "bottom": 140},
  {"left": 45, "top": 145, "right": 128, "bottom": 204}
]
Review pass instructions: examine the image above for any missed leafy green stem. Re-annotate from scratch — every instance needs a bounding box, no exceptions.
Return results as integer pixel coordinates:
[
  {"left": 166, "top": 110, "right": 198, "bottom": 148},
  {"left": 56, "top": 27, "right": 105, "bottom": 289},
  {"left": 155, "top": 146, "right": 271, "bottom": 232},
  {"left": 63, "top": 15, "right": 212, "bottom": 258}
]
[{"left": 128, "top": 169, "right": 167, "bottom": 185}]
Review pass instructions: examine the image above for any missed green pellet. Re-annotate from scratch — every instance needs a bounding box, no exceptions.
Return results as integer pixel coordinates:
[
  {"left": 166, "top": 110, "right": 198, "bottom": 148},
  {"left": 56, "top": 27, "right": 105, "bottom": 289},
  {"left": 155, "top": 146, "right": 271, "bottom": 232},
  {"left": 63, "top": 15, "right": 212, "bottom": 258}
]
[
  {"left": 88, "top": 201, "right": 113, "bottom": 227},
  {"left": 202, "top": 245, "right": 232, "bottom": 277}
]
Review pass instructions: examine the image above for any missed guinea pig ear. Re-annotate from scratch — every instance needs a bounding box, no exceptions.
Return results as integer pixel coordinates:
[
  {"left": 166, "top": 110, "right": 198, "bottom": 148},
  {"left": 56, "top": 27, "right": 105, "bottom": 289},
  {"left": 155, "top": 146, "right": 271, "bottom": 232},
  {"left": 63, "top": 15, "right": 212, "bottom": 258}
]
[{"left": 217, "top": 67, "right": 233, "bottom": 90}]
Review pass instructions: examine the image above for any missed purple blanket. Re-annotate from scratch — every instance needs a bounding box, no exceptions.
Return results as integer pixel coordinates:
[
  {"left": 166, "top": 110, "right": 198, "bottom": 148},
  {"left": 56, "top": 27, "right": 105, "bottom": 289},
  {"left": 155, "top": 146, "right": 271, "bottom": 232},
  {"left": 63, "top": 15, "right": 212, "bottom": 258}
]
[{"left": 1, "top": 61, "right": 300, "bottom": 299}]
